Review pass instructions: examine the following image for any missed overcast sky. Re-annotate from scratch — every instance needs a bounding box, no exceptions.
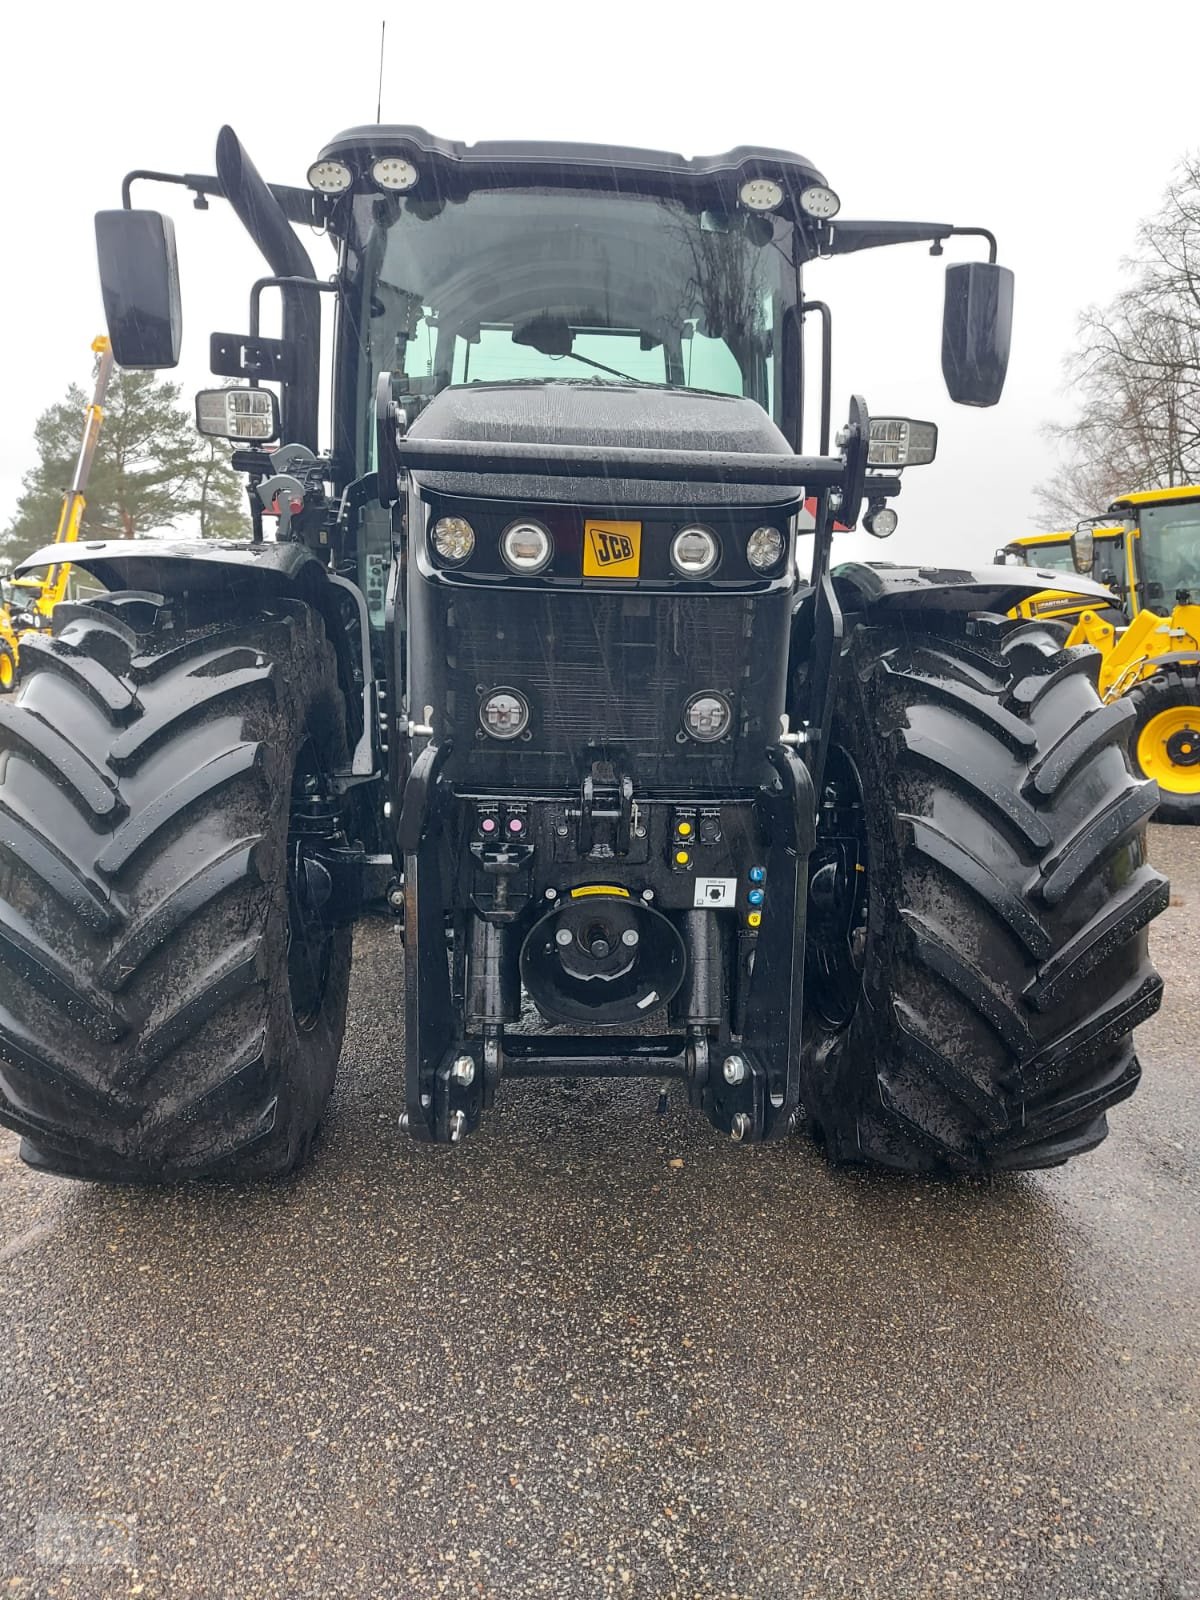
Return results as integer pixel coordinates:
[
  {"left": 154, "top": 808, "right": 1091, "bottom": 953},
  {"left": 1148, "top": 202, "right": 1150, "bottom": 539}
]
[{"left": 2, "top": 0, "right": 1197, "bottom": 566}]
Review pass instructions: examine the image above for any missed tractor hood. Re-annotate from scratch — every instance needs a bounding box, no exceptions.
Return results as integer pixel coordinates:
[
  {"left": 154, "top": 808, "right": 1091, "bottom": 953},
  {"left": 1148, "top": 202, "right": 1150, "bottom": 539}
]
[{"left": 405, "top": 381, "right": 803, "bottom": 508}]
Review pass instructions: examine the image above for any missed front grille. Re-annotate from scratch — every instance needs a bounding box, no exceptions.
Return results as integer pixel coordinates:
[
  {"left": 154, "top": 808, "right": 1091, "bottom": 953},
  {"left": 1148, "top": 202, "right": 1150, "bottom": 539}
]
[{"left": 434, "top": 587, "right": 789, "bottom": 789}]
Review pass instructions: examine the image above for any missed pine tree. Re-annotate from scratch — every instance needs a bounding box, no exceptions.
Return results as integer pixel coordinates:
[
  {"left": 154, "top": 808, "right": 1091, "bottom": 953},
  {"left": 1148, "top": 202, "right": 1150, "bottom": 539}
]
[
  {"left": 192, "top": 437, "right": 252, "bottom": 540},
  {"left": 2, "top": 365, "right": 248, "bottom": 569}
]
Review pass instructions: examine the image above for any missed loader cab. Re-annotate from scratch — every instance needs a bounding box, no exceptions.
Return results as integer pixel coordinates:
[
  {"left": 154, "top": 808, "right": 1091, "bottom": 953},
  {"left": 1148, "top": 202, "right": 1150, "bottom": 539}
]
[
  {"left": 997, "top": 533, "right": 1078, "bottom": 574},
  {"left": 1110, "top": 488, "right": 1200, "bottom": 610}
]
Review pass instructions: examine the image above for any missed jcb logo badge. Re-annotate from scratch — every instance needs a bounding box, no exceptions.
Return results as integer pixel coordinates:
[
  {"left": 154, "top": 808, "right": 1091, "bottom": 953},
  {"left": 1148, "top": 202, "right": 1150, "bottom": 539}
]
[
  {"left": 583, "top": 520, "right": 642, "bottom": 579},
  {"left": 594, "top": 530, "right": 634, "bottom": 564}
]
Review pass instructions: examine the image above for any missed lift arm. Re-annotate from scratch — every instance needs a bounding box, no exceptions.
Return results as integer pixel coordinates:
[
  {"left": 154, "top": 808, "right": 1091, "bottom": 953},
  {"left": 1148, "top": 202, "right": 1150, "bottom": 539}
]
[{"left": 34, "top": 336, "right": 116, "bottom": 618}]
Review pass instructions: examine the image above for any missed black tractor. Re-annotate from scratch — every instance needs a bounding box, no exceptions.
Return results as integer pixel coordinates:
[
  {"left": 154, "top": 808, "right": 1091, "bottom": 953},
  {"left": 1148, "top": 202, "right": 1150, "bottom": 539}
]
[{"left": 0, "top": 127, "right": 1167, "bottom": 1181}]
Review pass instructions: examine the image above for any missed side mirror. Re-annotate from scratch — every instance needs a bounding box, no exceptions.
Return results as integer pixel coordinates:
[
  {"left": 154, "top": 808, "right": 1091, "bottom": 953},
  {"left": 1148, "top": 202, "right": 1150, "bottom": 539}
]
[
  {"left": 1071, "top": 528, "right": 1095, "bottom": 575},
  {"left": 941, "top": 261, "right": 1014, "bottom": 407},
  {"left": 94, "top": 210, "right": 182, "bottom": 369}
]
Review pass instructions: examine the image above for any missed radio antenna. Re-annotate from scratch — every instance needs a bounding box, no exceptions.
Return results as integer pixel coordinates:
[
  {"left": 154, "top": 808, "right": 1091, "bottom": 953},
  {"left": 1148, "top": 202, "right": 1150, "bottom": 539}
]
[{"left": 376, "top": 19, "right": 386, "bottom": 123}]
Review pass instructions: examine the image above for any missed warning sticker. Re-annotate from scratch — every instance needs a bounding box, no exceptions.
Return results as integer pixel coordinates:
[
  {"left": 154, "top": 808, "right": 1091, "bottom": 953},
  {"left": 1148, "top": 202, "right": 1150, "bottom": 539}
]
[{"left": 694, "top": 877, "right": 737, "bottom": 908}]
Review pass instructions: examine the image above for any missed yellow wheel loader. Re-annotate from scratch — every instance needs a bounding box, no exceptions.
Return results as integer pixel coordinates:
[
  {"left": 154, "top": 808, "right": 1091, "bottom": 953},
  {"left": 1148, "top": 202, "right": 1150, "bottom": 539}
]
[{"left": 999, "top": 487, "right": 1200, "bottom": 821}]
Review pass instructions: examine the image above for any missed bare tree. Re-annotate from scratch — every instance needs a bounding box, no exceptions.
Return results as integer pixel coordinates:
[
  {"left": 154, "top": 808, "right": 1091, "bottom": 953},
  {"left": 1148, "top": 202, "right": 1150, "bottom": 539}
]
[{"left": 1035, "top": 155, "right": 1200, "bottom": 527}]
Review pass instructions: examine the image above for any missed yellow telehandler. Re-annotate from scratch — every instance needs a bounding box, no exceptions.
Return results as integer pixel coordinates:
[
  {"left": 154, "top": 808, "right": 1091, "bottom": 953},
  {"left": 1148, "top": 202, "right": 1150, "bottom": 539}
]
[
  {"left": 2, "top": 337, "right": 114, "bottom": 684},
  {"left": 999, "top": 487, "right": 1200, "bottom": 821}
]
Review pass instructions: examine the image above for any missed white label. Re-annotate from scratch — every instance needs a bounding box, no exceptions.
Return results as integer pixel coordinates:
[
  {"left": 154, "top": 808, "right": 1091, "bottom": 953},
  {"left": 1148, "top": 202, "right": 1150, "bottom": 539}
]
[{"left": 694, "top": 877, "right": 737, "bottom": 908}]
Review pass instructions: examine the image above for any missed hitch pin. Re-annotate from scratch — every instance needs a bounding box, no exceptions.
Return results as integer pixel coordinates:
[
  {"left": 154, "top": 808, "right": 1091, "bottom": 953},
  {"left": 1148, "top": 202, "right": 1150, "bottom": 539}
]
[{"left": 778, "top": 715, "right": 815, "bottom": 748}]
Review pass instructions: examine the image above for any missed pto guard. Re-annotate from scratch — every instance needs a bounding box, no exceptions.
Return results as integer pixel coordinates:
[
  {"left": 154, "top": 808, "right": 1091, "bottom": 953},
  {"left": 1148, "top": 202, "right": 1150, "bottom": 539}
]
[{"left": 520, "top": 894, "right": 687, "bottom": 1025}]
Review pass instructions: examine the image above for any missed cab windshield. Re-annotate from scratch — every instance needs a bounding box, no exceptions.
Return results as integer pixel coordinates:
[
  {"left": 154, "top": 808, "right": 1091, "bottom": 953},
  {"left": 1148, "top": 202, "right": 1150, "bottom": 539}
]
[
  {"left": 346, "top": 186, "right": 801, "bottom": 438},
  {"left": 1139, "top": 501, "right": 1200, "bottom": 602},
  {"left": 1006, "top": 541, "right": 1075, "bottom": 573}
]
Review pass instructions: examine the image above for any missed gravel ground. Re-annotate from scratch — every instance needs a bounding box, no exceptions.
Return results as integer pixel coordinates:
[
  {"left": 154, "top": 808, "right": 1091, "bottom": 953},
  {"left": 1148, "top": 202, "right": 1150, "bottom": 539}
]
[{"left": 0, "top": 824, "right": 1197, "bottom": 1600}]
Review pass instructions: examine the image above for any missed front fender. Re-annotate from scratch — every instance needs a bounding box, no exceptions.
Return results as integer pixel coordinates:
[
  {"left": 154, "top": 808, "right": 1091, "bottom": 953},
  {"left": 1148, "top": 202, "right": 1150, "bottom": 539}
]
[
  {"left": 15, "top": 536, "right": 326, "bottom": 599},
  {"left": 17, "top": 537, "right": 380, "bottom": 796},
  {"left": 830, "top": 559, "right": 1118, "bottom": 618}
]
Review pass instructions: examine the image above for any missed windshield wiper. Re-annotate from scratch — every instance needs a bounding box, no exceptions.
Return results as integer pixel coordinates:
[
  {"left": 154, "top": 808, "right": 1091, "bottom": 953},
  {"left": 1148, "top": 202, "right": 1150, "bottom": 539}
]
[{"left": 559, "top": 351, "right": 677, "bottom": 387}]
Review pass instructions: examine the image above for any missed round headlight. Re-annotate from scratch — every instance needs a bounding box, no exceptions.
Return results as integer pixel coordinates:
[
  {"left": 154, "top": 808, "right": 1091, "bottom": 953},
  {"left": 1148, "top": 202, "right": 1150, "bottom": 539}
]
[
  {"left": 372, "top": 156, "right": 419, "bottom": 192},
  {"left": 670, "top": 526, "right": 720, "bottom": 578},
  {"left": 739, "top": 178, "right": 784, "bottom": 212},
  {"left": 501, "top": 520, "right": 553, "bottom": 575},
  {"left": 682, "top": 692, "right": 733, "bottom": 743},
  {"left": 480, "top": 688, "right": 529, "bottom": 740},
  {"left": 799, "top": 184, "right": 841, "bottom": 219},
  {"left": 307, "top": 159, "right": 353, "bottom": 194},
  {"left": 864, "top": 506, "right": 899, "bottom": 539},
  {"left": 432, "top": 515, "right": 475, "bottom": 565},
  {"left": 746, "top": 526, "right": 786, "bottom": 571}
]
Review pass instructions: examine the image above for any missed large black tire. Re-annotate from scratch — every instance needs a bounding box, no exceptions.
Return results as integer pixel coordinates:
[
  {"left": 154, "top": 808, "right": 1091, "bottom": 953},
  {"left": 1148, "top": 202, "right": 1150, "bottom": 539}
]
[
  {"left": 0, "top": 591, "right": 352, "bottom": 1182},
  {"left": 800, "top": 615, "right": 1168, "bottom": 1174},
  {"left": 1125, "top": 664, "right": 1200, "bottom": 824}
]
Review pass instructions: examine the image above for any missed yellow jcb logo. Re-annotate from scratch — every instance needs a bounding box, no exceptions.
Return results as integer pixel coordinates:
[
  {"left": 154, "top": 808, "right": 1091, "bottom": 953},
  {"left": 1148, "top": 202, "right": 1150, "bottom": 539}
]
[{"left": 583, "top": 520, "right": 642, "bottom": 579}]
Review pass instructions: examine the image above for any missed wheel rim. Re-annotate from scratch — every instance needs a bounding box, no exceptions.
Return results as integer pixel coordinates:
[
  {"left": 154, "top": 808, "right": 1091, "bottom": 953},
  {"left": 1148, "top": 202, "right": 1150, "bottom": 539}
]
[
  {"left": 286, "top": 739, "right": 337, "bottom": 1032},
  {"left": 0, "top": 649, "right": 13, "bottom": 691},
  {"left": 805, "top": 744, "right": 870, "bottom": 1028},
  {"left": 1137, "top": 705, "right": 1200, "bottom": 795}
]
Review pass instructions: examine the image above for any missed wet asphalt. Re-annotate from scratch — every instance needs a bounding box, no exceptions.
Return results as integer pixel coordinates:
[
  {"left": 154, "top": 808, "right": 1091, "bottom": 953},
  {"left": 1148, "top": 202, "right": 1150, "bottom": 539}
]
[{"left": 0, "top": 827, "right": 1197, "bottom": 1600}]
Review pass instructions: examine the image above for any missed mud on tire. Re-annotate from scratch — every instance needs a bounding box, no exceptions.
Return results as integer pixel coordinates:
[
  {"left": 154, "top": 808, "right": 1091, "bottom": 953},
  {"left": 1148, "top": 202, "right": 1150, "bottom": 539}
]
[
  {"left": 800, "top": 616, "right": 1167, "bottom": 1174},
  {"left": 0, "top": 591, "right": 352, "bottom": 1182}
]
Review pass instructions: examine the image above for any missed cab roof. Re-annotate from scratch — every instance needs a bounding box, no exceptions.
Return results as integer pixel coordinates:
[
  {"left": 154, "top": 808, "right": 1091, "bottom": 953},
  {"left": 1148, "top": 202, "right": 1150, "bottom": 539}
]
[
  {"left": 1109, "top": 485, "right": 1200, "bottom": 510},
  {"left": 317, "top": 125, "right": 827, "bottom": 213}
]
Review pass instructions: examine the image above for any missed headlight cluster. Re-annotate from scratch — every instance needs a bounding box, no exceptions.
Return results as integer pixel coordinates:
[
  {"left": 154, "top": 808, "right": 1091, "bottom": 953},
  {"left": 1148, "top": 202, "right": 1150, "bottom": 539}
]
[
  {"left": 477, "top": 685, "right": 734, "bottom": 745},
  {"left": 670, "top": 524, "right": 787, "bottom": 578},
  {"left": 479, "top": 689, "right": 529, "bottom": 740},
  {"left": 432, "top": 516, "right": 475, "bottom": 565},
  {"left": 501, "top": 521, "right": 553, "bottom": 575},
  {"left": 682, "top": 692, "right": 733, "bottom": 742},
  {"left": 431, "top": 516, "right": 556, "bottom": 575},
  {"left": 671, "top": 527, "right": 720, "bottom": 578},
  {"left": 432, "top": 514, "right": 786, "bottom": 577}
]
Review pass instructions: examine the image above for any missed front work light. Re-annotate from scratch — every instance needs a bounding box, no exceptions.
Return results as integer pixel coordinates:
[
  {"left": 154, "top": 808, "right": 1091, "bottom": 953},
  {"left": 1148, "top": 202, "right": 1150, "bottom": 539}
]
[
  {"left": 799, "top": 185, "right": 841, "bottom": 219},
  {"left": 501, "top": 521, "right": 553, "bottom": 574},
  {"left": 863, "top": 505, "right": 899, "bottom": 539},
  {"left": 867, "top": 418, "right": 938, "bottom": 468},
  {"left": 372, "top": 156, "right": 419, "bottom": 192},
  {"left": 746, "top": 526, "right": 786, "bottom": 571},
  {"left": 671, "top": 526, "right": 720, "bottom": 578},
  {"left": 739, "top": 178, "right": 784, "bottom": 212},
  {"left": 195, "top": 387, "right": 279, "bottom": 441},
  {"left": 480, "top": 689, "right": 529, "bottom": 740},
  {"left": 306, "top": 159, "right": 353, "bottom": 194},
  {"left": 682, "top": 692, "right": 733, "bottom": 743},
  {"left": 432, "top": 515, "right": 475, "bottom": 565}
]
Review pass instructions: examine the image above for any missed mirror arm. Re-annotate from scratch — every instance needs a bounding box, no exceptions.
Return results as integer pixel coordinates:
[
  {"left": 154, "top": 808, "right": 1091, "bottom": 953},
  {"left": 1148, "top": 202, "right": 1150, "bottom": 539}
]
[
  {"left": 121, "top": 169, "right": 222, "bottom": 211},
  {"left": 936, "top": 226, "right": 998, "bottom": 265},
  {"left": 121, "top": 168, "right": 324, "bottom": 227}
]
